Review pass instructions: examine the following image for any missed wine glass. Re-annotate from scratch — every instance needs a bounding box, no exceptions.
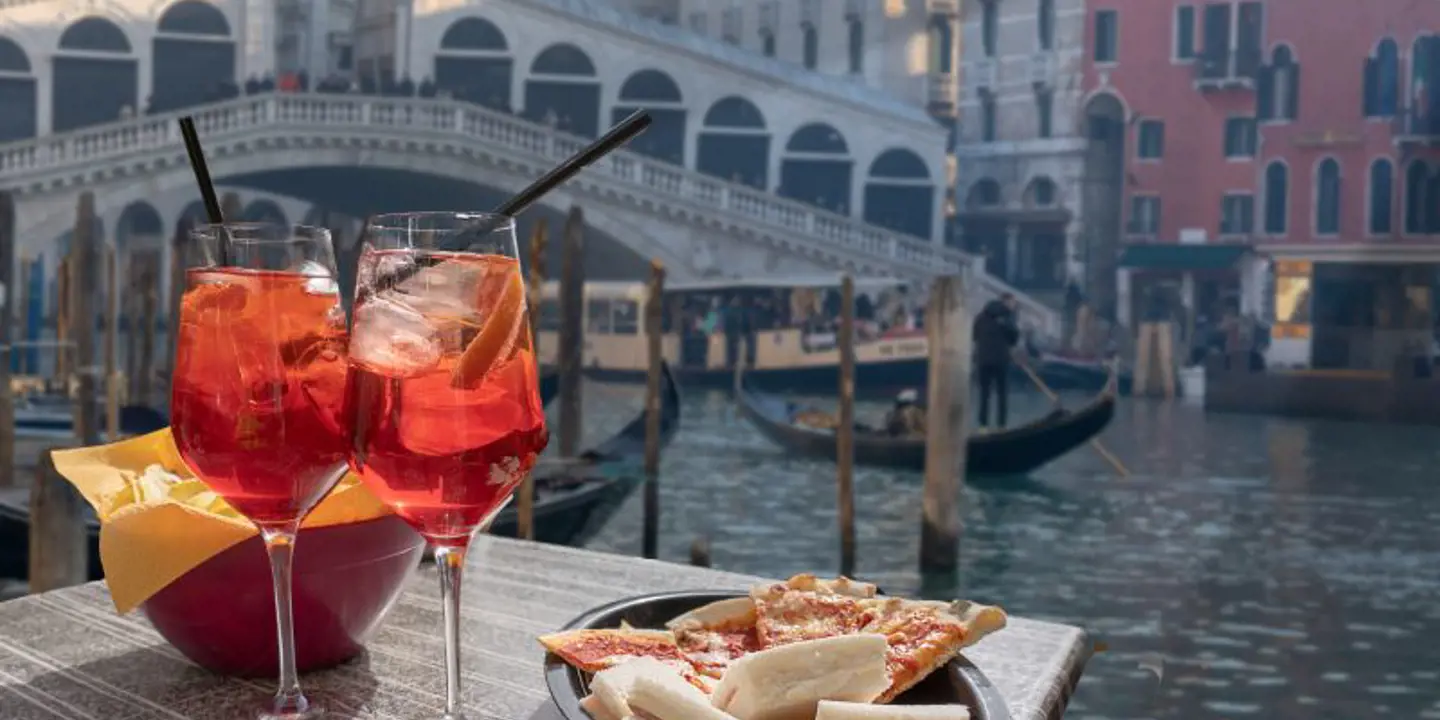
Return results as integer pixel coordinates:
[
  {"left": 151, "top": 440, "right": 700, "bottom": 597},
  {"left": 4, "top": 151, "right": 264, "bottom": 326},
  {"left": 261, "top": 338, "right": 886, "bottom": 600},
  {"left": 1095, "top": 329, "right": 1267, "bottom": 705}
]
[
  {"left": 344, "top": 211, "right": 549, "bottom": 720},
  {"left": 171, "top": 223, "right": 349, "bottom": 719}
]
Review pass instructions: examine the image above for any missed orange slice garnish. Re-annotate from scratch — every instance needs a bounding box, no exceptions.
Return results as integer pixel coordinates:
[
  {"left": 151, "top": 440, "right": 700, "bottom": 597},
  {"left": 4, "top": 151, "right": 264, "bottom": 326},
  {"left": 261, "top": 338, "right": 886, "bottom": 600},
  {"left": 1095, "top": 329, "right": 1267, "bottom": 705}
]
[{"left": 451, "top": 263, "right": 526, "bottom": 388}]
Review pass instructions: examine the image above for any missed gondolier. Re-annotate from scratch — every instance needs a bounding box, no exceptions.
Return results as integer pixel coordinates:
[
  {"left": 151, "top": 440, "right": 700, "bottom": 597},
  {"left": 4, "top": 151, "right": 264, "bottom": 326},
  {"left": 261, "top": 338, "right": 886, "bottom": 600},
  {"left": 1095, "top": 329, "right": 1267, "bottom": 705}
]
[{"left": 973, "top": 293, "right": 1020, "bottom": 429}]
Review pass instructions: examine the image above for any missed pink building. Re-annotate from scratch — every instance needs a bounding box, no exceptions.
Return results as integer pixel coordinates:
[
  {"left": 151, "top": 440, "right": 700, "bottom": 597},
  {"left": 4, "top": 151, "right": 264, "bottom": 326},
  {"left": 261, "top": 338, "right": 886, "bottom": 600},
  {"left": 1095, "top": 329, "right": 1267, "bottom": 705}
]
[{"left": 1077, "top": 0, "right": 1440, "bottom": 369}]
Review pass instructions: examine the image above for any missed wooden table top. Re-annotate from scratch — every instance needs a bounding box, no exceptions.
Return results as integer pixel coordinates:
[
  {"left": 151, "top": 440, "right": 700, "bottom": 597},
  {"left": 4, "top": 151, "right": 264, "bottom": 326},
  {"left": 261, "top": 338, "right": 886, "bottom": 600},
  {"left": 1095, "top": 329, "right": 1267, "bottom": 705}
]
[{"left": 0, "top": 537, "right": 1091, "bottom": 719}]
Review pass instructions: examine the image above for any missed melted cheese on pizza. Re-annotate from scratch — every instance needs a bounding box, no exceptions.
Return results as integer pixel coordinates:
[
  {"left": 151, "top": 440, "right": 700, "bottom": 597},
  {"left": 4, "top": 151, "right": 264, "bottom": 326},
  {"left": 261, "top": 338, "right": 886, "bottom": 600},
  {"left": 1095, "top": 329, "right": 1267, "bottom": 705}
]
[
  {"left": 752, "top": 585, "right": 881, "bottom": 648},
  {"left": 675, "top": 624, "right": 764, "bottom": 678},
  {"left": 538, "top": 629, "right": 714, "bottom": 694}
]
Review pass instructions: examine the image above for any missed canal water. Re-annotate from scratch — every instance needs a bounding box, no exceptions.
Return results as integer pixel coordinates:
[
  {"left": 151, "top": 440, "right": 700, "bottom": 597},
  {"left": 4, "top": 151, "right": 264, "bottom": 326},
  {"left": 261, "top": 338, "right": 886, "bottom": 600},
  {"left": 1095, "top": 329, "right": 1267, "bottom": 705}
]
[{"left": 572, "top": 383, "right": 1440, "bottom": 719}]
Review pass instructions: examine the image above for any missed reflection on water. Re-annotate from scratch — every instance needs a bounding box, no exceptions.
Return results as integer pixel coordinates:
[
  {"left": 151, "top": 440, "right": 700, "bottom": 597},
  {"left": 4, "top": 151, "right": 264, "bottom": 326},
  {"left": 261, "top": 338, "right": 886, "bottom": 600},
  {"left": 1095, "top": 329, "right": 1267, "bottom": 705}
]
[{"left": 570, "top": 384, "right": 1440, "bottom": 719}]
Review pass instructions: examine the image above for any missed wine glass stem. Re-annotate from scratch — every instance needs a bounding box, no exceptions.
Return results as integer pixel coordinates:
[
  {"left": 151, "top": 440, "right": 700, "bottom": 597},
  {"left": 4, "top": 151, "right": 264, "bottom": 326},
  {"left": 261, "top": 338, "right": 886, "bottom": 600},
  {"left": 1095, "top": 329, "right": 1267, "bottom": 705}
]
[
  {"left": 262, "top": 523, "right": 310, "bottom": 717},
  {"left": 434, "top": 544, "right": 468, "bottom": 720}
]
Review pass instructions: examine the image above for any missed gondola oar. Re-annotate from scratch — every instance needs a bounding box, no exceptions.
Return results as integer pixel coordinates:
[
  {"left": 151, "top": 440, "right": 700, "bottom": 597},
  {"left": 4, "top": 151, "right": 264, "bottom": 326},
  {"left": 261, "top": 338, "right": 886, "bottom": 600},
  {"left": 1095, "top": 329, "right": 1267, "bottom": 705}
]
[{"left": 1014, "top": 356, "right": 1130, "bottom": 478}]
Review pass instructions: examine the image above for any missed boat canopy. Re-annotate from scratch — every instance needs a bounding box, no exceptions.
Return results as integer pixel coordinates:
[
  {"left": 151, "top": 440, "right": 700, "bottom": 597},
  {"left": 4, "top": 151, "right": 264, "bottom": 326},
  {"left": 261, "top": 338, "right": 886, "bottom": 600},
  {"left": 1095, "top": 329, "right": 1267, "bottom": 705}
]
[{"left": 538, "top": 275, "right": 910, "bottom": 300}]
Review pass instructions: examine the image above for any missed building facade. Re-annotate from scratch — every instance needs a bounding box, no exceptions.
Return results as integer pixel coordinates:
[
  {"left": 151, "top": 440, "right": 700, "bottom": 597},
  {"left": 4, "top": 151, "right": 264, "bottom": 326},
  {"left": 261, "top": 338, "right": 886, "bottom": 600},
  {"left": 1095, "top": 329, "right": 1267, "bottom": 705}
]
[
  {"left": 953, "top": 0, "right": 1088, "bottom": 309},
  {"left": 1080, "top": 0, "right": 1440, "bottom": 368}
]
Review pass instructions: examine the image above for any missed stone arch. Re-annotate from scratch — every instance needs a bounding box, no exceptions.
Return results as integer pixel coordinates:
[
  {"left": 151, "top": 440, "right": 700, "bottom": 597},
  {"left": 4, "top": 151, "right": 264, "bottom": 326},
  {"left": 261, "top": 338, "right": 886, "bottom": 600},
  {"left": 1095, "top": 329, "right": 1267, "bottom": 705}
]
[
  {"left": 152, "top": 1, "right": 235, "bottom": 113},
  {"left": 53, "top": 16, "right": 138, "bottom": 132},
  {"left": 612, "top": 69, "right": 685, "bottom": 165},
  {"left": 780, "top": 123, "right": 852, "bottom": 215},
  {"left": 524, "top": 43, "right": 599, "bottom": 137},
  {"left": 441, "top": 17, "right": 507, "bottom": 50},
  {"left": 0, "top": 36, "right": 37, "bottom": 141},
  {"left": 965, "top": 178, "right": 1003, "bottom": 209},
  {"left": 435, "top": 16, "right": 512, "bottom": 112},
  {"left": 696, "top": 96, "right": 769, "bottom": 190},
  {"left": 241, "top": 199, "right": 289, "bottom": 226},
  {"left": 1023, "top": 176, "right": 1059, "bottom": 207},
  {"left": 863, "top": 148, "right": 933, "bottom": 239}
]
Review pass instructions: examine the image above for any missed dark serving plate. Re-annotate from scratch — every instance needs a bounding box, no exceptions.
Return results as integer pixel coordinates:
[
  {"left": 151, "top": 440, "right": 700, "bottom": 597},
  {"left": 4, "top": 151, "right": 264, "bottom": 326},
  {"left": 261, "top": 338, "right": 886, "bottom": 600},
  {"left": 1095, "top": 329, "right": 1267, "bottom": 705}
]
[{"left": 542, "top": 590, "right": 1012, "bottom": 720}]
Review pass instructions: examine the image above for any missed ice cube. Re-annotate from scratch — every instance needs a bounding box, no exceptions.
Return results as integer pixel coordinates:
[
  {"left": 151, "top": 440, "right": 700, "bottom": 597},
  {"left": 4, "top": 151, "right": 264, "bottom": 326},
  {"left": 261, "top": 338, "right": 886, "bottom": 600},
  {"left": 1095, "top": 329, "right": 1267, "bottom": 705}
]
[{"left": 351, "top": 293, "right": 443, "bottom": 377}]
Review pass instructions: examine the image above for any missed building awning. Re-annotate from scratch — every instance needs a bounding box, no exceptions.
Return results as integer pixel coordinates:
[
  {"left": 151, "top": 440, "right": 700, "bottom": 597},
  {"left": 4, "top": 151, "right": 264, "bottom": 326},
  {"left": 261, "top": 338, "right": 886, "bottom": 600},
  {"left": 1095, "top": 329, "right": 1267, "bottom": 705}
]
[{"left": 1118, "top": 244, "right": 1251, "bottom": 271}]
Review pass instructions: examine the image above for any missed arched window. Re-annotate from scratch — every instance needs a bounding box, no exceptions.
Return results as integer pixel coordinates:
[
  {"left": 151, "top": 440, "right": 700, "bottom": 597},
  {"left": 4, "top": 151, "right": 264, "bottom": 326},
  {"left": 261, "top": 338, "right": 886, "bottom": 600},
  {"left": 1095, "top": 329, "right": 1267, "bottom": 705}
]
[
  {"left": 967, "top": 179, "right": 1003, "bottom": 209},
  {"left": 525, "top": 43, "right": 600, "bottom": 137},
  {"left": 1364, "top": 38, "right": 1400, "bottom": 117},
  {"left": 613, "top": 69, "right": 686, "bottom": 165},
  {"left": 1314, "top": 158, "right": 1340, "bottom": 235},
  {"left": 1038, "top": 0, "right": 1055, "bottom": 51},
  {"left": 1263, "top": 161, "right": 1288, "bottom": 234},
  {"left": 1258, "top": 46, "right": 1299, "bottom": 122},
  {"left": 434, "top": 16, "right": 512, "bottom": 111},
  {"left": 802, "top": 23, "right": 818, "bottom": 69},
  {"left": 847, "top": 14, "right": 864, "bottom": 74},
  {"left": 152, "top": 1, "right": 236, "bottom": 113},
  {"left": 1368, "top": 158, "right": 1394, "bottom": 235},
  {"left": 0, "top": 36, "right": 37, "bottom": 141},
  {"left": 53, "top": 17, "right": 137, "bottom": 132},
  {"left": 697, "top": 96, "right": 770, "bottom": 189},
  {"left": 1405, "top": 160, "right": 1430, "bottom": 235},
  {"left": 928, "top": 17, "right": 953, "bottom": 74}
]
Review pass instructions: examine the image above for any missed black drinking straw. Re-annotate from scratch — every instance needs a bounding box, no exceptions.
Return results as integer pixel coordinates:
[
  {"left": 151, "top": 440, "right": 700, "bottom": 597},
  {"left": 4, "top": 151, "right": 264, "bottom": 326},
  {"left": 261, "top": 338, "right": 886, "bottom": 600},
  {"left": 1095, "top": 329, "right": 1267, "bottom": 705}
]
[
  {"left": 177, "top": 116, "right": 230, "bottom": 265},
  {"left": 365, "top": 110, "right": 654, "bottom": 297}
]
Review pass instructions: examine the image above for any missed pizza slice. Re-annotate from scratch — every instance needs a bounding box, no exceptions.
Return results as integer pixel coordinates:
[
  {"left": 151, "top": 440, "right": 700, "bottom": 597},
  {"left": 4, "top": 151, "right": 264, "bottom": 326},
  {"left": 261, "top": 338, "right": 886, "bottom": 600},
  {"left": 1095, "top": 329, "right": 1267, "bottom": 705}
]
[
  {"left": 859, "top": 598, "right": 1008, "bottom": 703},
  {"left": 536, "top": 628, "right": 714, "bottom": 693},
  {"left": 665, "top": 596, "right": 764, "bottom": 678},
  {"left": 750, "top": 574, "right": 882, "bottom": 648}
]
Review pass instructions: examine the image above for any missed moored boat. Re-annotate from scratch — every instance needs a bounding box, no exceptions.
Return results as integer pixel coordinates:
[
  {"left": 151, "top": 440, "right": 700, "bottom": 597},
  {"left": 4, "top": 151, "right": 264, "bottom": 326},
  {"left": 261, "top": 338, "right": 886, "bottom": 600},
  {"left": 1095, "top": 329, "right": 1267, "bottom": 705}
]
[
  {"left": 534, "top": 276, "right": 932, "bottom": 395},
  {"left": 734, "top": 368, "right": 1117, "bottom": 476}
]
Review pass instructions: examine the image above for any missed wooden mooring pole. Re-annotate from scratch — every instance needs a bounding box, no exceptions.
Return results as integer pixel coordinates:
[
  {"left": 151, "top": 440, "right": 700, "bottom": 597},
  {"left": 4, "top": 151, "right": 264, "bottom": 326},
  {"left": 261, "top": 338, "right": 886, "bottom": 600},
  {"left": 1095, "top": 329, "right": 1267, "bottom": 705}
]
[
  {"left": 29, "top": 449, "right": 87, "bottom": 592},
  {"left": 836, "top": 275, "right": 857, "bottom": 578},
  {"left": 518, "top": 219, "right": 548, "bottom": 542},
  {"left": 642, "top": 260, "right": 665, "bottom": 560},
  {"left": 920, "top": 275, "right": 970, "bottom": 574},
  {"left": 166, "top": 217, "right": 188, "bottom": 388},
  {"left": 104, "top": 247, "right": 120, "bottom": 440},
  {"left": 55, "top": 254, "right": 70, "bottom": 387},
  {"left": 18, "top": 255, "right": 32, "bottom": 376},
  {"left": 556, "top": 207, "right": 586, "bottom": 458},
  {"left": 138, "top": 271, "right": 157, "bottom": 407},
  {"left": 70, "top": 192, "right": 102, "bottom": 447},
  {"left": 0, "top": 192, "right": 15, "bottom": 487}
]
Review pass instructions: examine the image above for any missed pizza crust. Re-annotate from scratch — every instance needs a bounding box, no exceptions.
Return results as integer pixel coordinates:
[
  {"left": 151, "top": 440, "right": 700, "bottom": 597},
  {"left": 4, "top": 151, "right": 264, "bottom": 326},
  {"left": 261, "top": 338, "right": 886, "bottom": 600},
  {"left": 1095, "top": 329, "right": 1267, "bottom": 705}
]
[{"left": 665, "top": 596, "right": 757, "bottom": 633}]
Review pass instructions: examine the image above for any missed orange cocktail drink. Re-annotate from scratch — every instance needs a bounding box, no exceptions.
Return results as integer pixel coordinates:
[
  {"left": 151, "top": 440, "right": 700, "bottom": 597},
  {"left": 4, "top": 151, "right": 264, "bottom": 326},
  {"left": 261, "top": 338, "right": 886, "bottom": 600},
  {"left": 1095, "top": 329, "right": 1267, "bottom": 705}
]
[{"left": 343, "top": 212, "right": 548, "bottom": 720}]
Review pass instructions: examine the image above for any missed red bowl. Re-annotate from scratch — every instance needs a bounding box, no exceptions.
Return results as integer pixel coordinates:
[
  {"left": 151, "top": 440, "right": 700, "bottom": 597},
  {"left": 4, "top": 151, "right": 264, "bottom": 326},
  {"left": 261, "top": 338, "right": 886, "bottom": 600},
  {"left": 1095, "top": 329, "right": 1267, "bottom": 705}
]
[{"left": 142, "top": 515, "right": 425, "bottom": 677}]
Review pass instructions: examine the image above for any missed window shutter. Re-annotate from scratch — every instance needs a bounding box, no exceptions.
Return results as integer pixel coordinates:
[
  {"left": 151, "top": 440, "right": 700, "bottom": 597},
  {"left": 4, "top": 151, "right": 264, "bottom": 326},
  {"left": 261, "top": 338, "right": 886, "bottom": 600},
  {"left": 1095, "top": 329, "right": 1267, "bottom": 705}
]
[{"left": 1257, "top": 66, "right": 1274, "bottom": 120}]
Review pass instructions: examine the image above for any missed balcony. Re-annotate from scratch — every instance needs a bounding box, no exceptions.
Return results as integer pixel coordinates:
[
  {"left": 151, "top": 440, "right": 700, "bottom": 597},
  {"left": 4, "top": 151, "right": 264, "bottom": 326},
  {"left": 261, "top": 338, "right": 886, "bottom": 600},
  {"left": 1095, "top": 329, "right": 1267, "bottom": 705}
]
[
  {"left": 1029, "top": 51, "right": 1057, "bottom": 88},
  {"left": 929, "top": 0, "right": 960, "bottom": 16},
  {"left": 1193, "top": 49, "right": 1261, "bottom": 90},
  {"left": 1393, "top": 106, "right": 1440, "bottom": 145},
  {"left": 929, "top": 72, "right": 958, "bottom": 110},
  {"left": 968, "top": 58, "right": 998, "bottom": 94}
]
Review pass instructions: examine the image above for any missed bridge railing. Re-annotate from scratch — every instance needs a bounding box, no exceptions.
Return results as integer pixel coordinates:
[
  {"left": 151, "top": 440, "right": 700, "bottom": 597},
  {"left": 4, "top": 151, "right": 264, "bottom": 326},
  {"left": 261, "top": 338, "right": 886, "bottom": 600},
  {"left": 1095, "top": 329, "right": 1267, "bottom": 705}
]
[{"left": 0, "top": 93, "right": 1058, "bottom": 338}]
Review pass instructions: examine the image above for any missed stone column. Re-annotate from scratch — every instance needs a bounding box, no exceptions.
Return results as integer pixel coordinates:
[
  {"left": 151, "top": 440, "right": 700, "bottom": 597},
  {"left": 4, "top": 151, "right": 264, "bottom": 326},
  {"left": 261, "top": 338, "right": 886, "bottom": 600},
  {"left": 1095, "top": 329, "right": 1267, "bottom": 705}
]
[
  {"left": 396, "top": 1, "right": 414, "bottom": 83},
  {"left": 35, "top": 71, "right": 52, "bottom": 137},
  {"left": 1004, "top": 222, "right": 1020, "bottom": 284},
  {"left": 309, "top": 0, "right": 331, "bottom": 81},
  {"left": 242, "top": 0, "right": 277, "bottom": 80},
  {"left": 1116, "top": 267, "right": 1133, "bottom": 329}
]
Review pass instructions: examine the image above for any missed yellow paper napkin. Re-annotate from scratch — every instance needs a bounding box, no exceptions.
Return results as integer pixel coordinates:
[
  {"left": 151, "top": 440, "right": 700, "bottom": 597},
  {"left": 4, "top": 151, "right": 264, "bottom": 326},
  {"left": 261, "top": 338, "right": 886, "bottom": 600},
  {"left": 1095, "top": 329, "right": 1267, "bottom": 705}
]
[{"left": 50, "top": 428, "right": 392, "bottom": 614}]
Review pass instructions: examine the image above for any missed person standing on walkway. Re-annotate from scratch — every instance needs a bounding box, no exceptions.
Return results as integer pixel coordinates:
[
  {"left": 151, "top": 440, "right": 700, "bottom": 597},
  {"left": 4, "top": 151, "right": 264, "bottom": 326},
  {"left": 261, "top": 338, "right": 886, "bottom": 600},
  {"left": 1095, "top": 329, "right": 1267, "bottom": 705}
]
[{"left": 973, "top": 293, "right": 1021, "bottom": 430}]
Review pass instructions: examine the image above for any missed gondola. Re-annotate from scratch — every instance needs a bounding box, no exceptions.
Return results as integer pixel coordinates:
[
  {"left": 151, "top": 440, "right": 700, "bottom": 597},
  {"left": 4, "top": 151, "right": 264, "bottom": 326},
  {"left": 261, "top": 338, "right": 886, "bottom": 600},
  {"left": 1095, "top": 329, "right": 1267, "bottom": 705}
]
[
  {"left": 0, "top": 363, "right": 682, "bottom": 582},
  {"left": 735, "top": 367, "right": 1116, "bottom": 476}
]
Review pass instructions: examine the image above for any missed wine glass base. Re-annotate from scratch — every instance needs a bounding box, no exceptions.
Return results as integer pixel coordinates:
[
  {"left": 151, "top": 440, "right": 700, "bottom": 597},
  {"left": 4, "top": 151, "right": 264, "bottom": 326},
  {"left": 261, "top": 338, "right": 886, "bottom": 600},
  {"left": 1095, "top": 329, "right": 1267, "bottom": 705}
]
[
  {"left": 258, "top": 697, "right": 323, "bottom": 720},
  {"left": 258, "top": 708, "right": 323, "bottom": 720},
  {"left": 440, "top": 713, "right": 468, "bottom": 720}
]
